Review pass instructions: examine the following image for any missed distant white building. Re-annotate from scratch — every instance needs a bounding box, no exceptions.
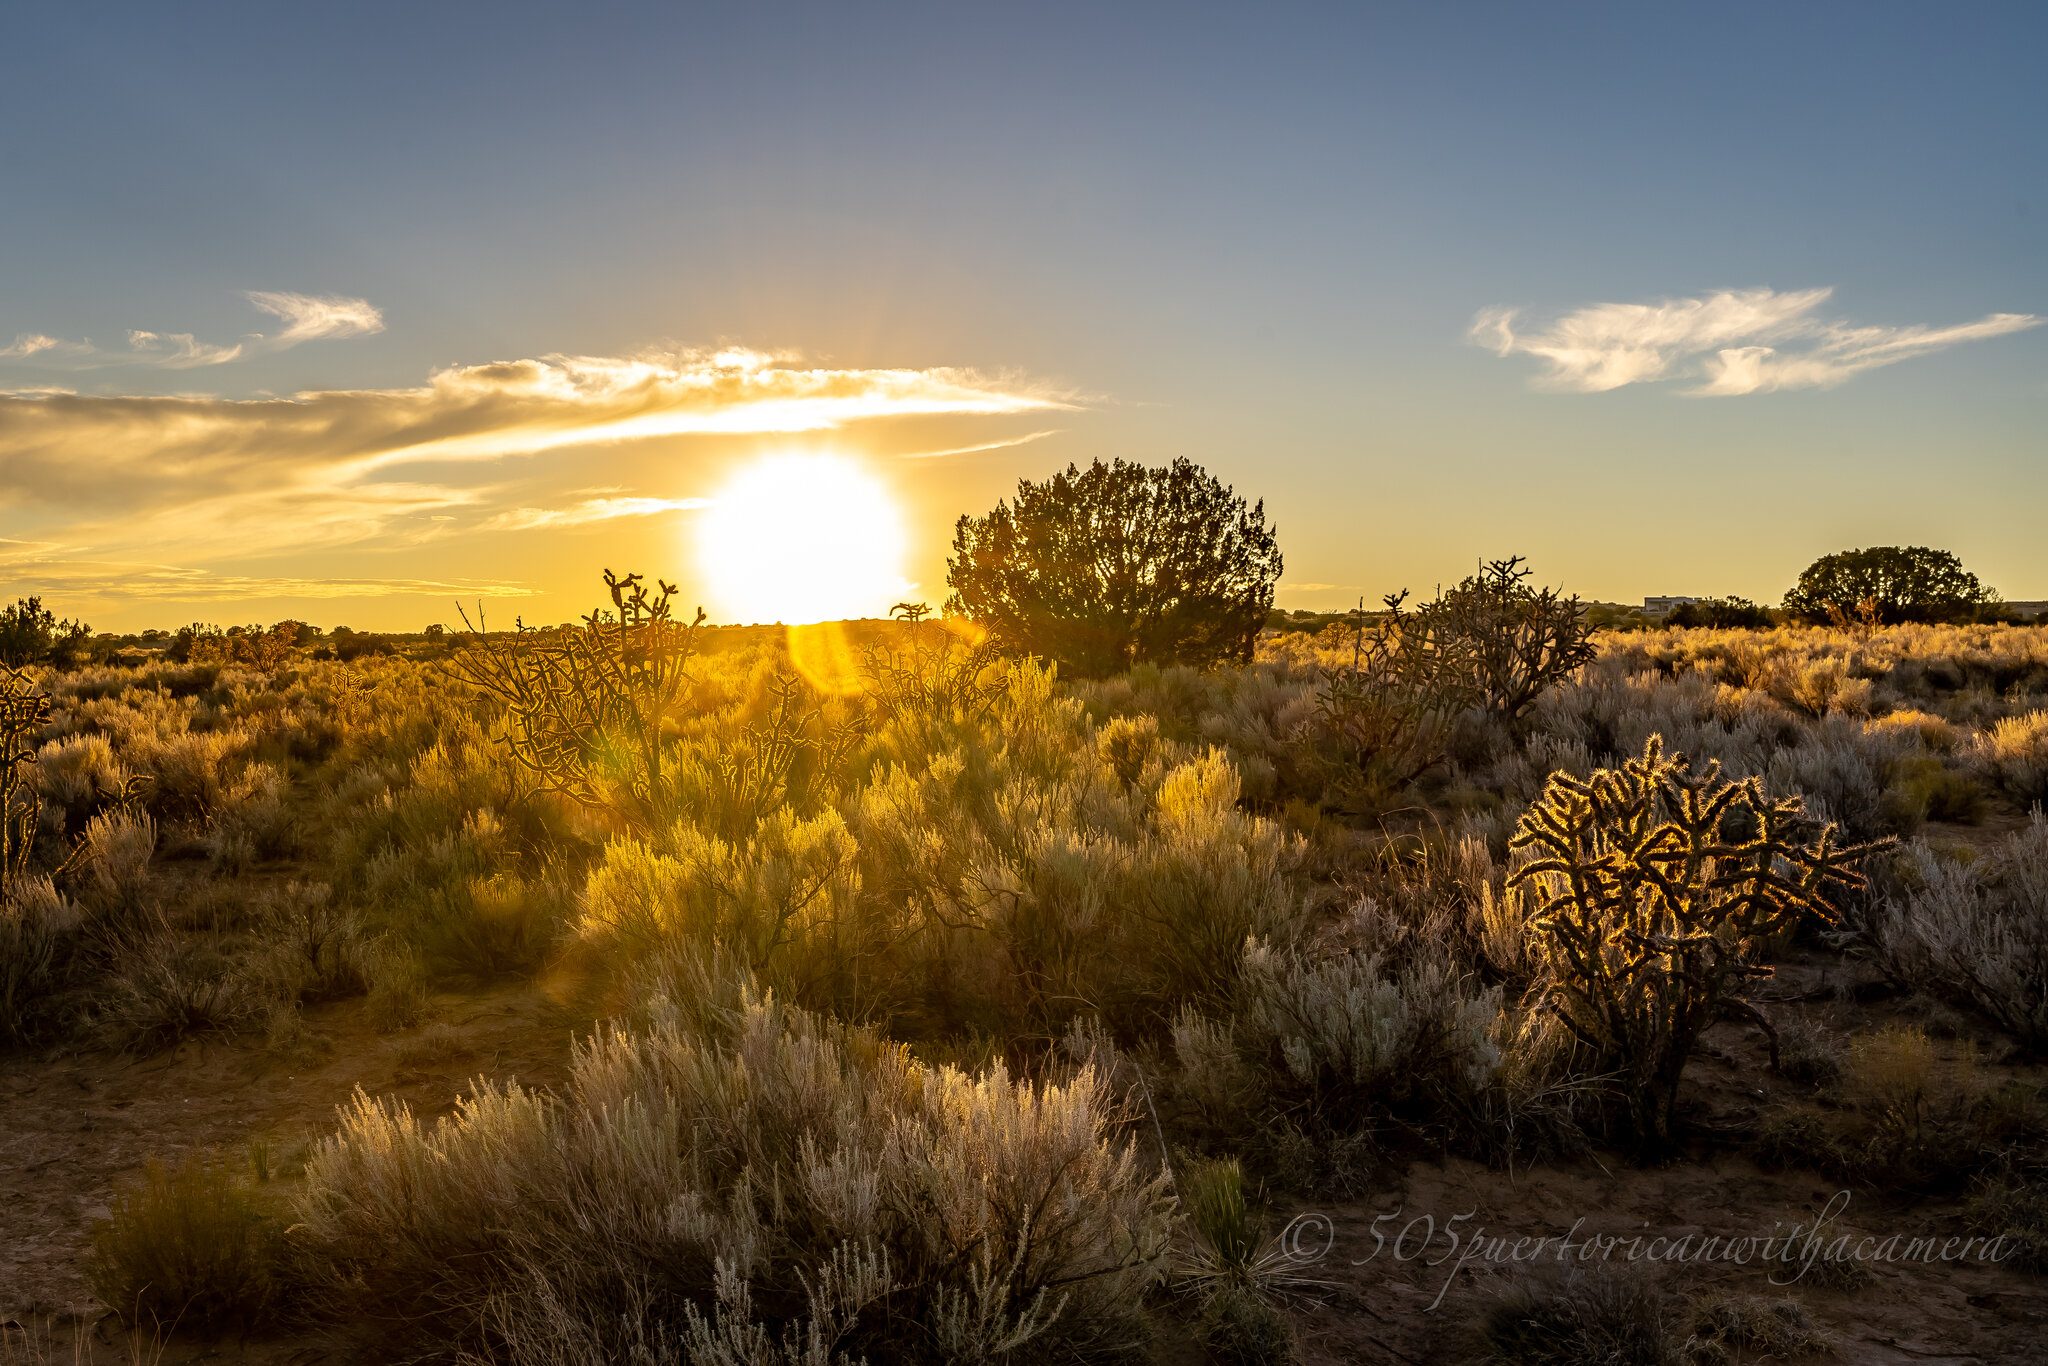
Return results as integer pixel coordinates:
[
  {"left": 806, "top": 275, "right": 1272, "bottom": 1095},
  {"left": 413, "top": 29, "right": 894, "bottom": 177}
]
[{"left": 1642, "top": 596, "right": 1700, "bottom": 615}]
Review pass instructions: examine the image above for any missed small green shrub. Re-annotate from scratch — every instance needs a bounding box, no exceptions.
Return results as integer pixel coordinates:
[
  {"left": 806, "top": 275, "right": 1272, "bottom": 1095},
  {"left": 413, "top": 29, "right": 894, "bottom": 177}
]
[
  {"left": 1967, "top": 1165, "right": 2048, "bottom": 1273},
  {"left": 1679, "top": 1293, "right": 1828, "bottom": 1363},
  {"left": 1197, "top": 1283, "right": 1296, "bottom": 1366},
  {"left": 1880, "top": 754, "right": 1986, "bottom": 829},
  {"left": 1175, "top": 1157, "right": 1305, "bottom": 1364},
  {"left": 1476, "top": 1269, "right": 1674, "bottom": 1366},
  {"left": 87, "top": 1152, "right": 283, "bottom": 1334}
]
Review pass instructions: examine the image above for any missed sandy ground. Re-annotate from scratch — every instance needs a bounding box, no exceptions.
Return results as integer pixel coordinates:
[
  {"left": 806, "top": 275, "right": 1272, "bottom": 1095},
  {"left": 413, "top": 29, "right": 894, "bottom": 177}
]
[
  {"left": 4, "top": 948, "right": 2044, "bottom": 1363},
  {"left": 2, "top": 986, "right": 571, "bottom": 1363}
]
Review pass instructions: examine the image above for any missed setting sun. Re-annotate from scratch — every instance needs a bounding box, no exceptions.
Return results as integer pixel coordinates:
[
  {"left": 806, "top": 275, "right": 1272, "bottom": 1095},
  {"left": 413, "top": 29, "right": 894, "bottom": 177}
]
[{"left": 697, "top": 453, "right": 910, "bottom": 624}]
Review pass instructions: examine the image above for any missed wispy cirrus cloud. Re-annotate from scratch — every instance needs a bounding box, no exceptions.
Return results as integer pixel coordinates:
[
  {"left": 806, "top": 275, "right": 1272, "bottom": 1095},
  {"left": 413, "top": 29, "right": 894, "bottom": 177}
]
[
  {"left": 1, "top": 290, "right": 382, "bottom": 371},
  {"left": 1472, "top": 287, "right": 2041, "bottom": 395},
  {"left": 1, "top": 334, "right": 93, "bottom": 360},
  {"left": 0, "top": 540, "right": 531, "bottom": 604},
  {"left": 484, "top": 492, "right": 713, "bottom": 531},
  {"left": 0, "top": 347, "right": 1070, "bottom": 518},
  {"left": 0, "top": 345, "right": 1073, "bottom": 596},
  {"left": 245, "top": 291, "right": 385, "bottom": 346},
  {"left": 893, "top": 428, "right": 1063, "bottom": 460},
  {"left": 127, "top": 330, "right": 245, "bottom": 368}
]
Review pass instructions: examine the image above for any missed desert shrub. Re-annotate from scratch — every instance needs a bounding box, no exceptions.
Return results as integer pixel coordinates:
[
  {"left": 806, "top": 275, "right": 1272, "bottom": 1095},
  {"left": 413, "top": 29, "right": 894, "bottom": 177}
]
[
  {"left": 1839, "top": 1026, "right": 1976, "bottom": 1167},
  {"left": 204, "top": 760, "right": 295, "bottom": 867},
  {"left": 88, "top": 1152, "right": 284, "bottom": 1334},
  {"left": 132, "top": 727, "right": 250, "bottom": 825},
  {"left": 1866, "top": 707, "right": 1960, "bottom": 750},
  {"left": 76, "top": 808, "right": 157, "bottom": 917},
  {"left": 1163, "top": 905, "right": 1573, "bottom": 1179},
  {"left": 1508, "top": 737, "right": 1879, "bottom": 1148},
  {"left": 349, "top": 787, "right": 572, "bottom": 983},
  {"left": 672, "top": 672, "right": 863, "bottom": 839},
  {"left": 416, "top": 867, "right": 573, "bottom": 981},
  {"left": 1829, "top": 1026, "right": 2029, "bottom": 1188},
  {"left": 1980, "top": 710, "right": 2048, "bottom": 807},
  {"left": 362, "top": 946, "right": 433, "bottom": 1032},
  {"left": 181, "top": 620, "right": 304, "bottom": 670},
  {"left": 1679, "top": 1293, "right": 1828, "bottom": 1362},
  {"left": 1297, "top": 596, "right": 1472, "bottom": 815},
  {"left": 1868, "top": 817, "right": 2048, "bottom": 1050},
  {"left": 1777, "top": 656, "right": 1873, "bottom": 717},
  {"left": 240, "top": 882, "right": 369, "bottom": 1007},
  {"left": 1299, "top": 559, "right": 1589, "bottom": 814},
  {"left": 1421, "top": 556, "right": 1596, "bottom": 731},
  {"left": 945, "top": 457, "right": 1282, "bottom": 677},
  {"left": 1230, "top": 934, "right": 1504, "bottom": 1127},
  {"left": 33, "top": 732, "right": 135, "bottom": 830},
  {"left": 1879, "top": 754, "right": 1986, "bottom": 829},
  {"left": 579, "top": 808, "right": 861, "bottom": 985},
  {"left": 0, "top": 876, "right": 78, "bottom": 1045},
  {"left": 98, "top": 935, "right": 260, "bottom": 1051},
  {"left": 1773, "top": 1016, "right": 1844, "bottom": 1088},
  {"left": 1475, "top": 1268, "right": 1674, "bottom": 1366},
  {"left": 449, "top": 569, "right": 707, "bottom": 831},
  {"left": 1967, "top": 1165, "right": 2048, "bottom": 1273},
  {"left": 294, "top": 962, "right": 1175, "bottom": 1362},
  {"left": 1750, "top": 1105, "right": 1847, "bottom": 1176}
]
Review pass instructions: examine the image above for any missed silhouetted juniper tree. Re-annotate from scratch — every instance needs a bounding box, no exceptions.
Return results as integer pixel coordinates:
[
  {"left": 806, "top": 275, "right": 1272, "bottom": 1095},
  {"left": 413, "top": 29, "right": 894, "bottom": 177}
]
[
  {"left": 944, "top": 458, "right": 1282, "bottom": 677},
  {"left": 1783, "top": 546, "right": 1995, "bottom": 625}
]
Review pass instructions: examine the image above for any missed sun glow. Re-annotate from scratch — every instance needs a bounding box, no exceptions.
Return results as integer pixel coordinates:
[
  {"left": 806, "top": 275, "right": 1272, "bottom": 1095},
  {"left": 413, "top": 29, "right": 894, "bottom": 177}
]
[{"left": 698, "top": 454, "right": 910, "bottom": 625}]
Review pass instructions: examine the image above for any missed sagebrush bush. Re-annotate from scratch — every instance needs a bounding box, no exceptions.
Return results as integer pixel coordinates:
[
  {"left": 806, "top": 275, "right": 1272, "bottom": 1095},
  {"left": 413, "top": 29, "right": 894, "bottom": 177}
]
[
  {"left": 78, "top": 807, "right": 157, "bottom": 916},
  {"left": 1869, "top": 816, "right": 2048, "bottom": 1051},
  {"left": 88, "top": 1152, "right": 283, "bottom": 1334},
  {"left": 98, "top": 935, "right": 260, "bottom": 1051},
  {"left": 1980, "top": 709, "right": 2048, "bottom": 807},
  {"left": 33, "top": 732, "right": 133, "bottom": 828},
  {"left": 1, "top": 875, "right": 77, "bottom": 1044},
  {"left": 295, "top": 958, "right": 1175, "bottom": 1362},
  {"left": 1226, "top": 933, "right": 1505, "bottom": 1128},
  {"left": 1967, "top": 1165, "right": 2048, "bottom": 1273}
]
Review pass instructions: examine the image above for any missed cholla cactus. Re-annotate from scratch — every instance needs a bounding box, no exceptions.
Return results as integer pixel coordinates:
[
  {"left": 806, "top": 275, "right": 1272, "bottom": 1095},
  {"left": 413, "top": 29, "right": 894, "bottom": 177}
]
[
  {"left": 0, "top": 667, "right": 52, "bottom": 895},
  {"left": 1509, "top": 737, "right": 1880, "bottom": 1148},
  {"left": 451, "top": 570, "right": 706, "bottom": 830},
  {"left": 858, "top": 602, "right": 1007, "bottom": 753}
]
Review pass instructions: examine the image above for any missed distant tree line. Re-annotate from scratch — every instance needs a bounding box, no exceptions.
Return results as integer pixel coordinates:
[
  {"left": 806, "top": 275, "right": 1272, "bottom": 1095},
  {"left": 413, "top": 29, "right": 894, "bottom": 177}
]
[{"left": 0, "top": 491, "right": 2029, "bottom": 680}]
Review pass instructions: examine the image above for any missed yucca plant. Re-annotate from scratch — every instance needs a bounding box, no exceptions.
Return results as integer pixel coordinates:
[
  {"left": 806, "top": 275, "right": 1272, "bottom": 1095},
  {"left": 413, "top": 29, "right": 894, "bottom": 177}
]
[
  {"left": 1175, "top": 1157, "right": 1315, "bottom": 1365},
  {"left": 1508, "top": 737, "right": 1881, "bottom": 1149}
]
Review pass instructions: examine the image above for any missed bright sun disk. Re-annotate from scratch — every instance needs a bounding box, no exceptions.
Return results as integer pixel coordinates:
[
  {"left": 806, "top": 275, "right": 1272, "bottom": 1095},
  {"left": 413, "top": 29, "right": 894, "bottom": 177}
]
[{"left": 698, "top": 454, "right": 909, "bottom": 625}]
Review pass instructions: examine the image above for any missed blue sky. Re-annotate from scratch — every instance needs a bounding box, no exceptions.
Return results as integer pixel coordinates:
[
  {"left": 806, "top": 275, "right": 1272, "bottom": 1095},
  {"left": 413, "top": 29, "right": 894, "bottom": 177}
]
[{"left": 3, "top": 2, "right": 2043, "bottom": 628}]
